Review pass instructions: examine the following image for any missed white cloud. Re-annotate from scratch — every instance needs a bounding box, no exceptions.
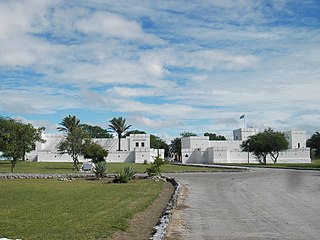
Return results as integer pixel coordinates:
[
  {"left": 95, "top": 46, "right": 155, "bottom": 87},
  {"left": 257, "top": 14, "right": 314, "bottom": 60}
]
[
  {"left": 16, "top": 116, "right": 59, "bottom": 133},
  {"left": 131, "top": 115, "right": 183, "bottom": 128},
  {"left": 0, "top": 87, "right": 81, "bottom": 114},
  {"left": 0, "top": 0, "right": 319, "bottom": 138},
  {"left": 106, "top": 87, "right": 162, "bottom": 98},
  {"left": 75, "top": 11, "right": 164, "bottom": 44}
]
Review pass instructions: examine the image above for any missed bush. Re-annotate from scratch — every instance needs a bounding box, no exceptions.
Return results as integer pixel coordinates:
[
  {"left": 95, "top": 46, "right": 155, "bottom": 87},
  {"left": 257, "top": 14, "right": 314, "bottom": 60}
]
[
  {"left": 146, "top": 164, "right": 161, "bottom": 176},
  {"left": 82, "top": 140, "right": 108, "bottom": 163},
  {"left": 94, "top": 161, "right": 107, "bottom": 179},
  {"left": 146, "top": 156, "right": 165, "bottom": 177},
  {"left": 113, "top": 166, "right": 136, "bottom": 183}
]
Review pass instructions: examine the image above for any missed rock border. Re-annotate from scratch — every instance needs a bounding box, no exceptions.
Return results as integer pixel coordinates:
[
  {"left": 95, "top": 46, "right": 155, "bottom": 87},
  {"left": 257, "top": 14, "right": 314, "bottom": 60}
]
[
  {"left": 0, "top": 173, "right": 101, "bottom": 179},
  {"left": 150, "top": 176, "right": 181, "bottom": 240}
]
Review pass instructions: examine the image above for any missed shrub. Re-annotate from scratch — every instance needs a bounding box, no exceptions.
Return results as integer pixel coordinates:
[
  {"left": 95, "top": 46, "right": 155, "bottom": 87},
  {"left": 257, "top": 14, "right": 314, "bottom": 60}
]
[
  {"left": 146, "top": 164, "right": 161, "bottom": 176},
  {"left": 113, "top": 166, "right": 136, "bottom": 183},
  {"left": 94, "top": 161, "right": 107, "bottom": 179},
  {"left": 146, "top": 156, "right": 165, "bottom": 177}
]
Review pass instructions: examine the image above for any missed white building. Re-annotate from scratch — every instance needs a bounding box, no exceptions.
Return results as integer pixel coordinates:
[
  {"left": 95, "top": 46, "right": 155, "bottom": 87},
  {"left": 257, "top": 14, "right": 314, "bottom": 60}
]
[
  {"left": 181, "top": 128, "right": 311, "bottom": 164},
  {"left": 26, "top": 134, "right": 164, "bottom": 163}
]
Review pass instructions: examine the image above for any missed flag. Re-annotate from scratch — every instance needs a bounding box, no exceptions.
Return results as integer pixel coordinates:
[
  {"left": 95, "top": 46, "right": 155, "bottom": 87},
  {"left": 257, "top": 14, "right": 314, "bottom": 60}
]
[{"left": 239, "top": 115, "right": 245, "bottom": 119}]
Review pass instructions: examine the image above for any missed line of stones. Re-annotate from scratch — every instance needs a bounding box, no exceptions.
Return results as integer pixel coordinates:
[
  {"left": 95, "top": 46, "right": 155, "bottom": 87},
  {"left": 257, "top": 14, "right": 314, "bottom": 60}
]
[
  {"left": 150, "top": 176, "right": 181, "bottom": 240},
  {"left": 0, "top": 173, "right": 96, "bottom": 179}
]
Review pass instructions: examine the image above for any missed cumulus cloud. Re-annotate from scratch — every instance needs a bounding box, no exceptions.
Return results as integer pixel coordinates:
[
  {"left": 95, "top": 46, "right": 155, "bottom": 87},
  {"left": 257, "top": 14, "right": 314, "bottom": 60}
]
[
  {"left": 0, "top": 0, "right": 319, "bottom": 140},
  {"left": 75, "top": 11, "right": 164, "bottom": 44},
  {"left": 131, "top": 115, "right": 184, "bottom": 128}
]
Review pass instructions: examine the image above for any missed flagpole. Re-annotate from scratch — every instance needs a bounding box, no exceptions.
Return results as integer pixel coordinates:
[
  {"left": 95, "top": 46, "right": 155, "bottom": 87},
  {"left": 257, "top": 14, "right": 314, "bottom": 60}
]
[
  {"left": 243, "top": 116, "right": 245, "bottom": 129},
  {"left": 240, "top": 114, "right": 246, "bottom": 129}
]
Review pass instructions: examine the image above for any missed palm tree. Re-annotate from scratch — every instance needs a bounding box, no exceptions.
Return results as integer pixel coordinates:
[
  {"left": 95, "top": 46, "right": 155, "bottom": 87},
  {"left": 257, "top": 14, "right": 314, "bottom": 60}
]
[
  {"left": 109, "top": 117, "right": 132, "bottom": 151},
  {"left": 57, "top": 115, "right": 81, "bottom": 133}
]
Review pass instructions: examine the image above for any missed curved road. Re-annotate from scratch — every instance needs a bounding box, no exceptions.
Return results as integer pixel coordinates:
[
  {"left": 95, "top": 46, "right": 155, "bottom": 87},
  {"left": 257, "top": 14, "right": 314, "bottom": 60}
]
[{"left": 168, "top": 169, "right": 320, "bottom": 240}]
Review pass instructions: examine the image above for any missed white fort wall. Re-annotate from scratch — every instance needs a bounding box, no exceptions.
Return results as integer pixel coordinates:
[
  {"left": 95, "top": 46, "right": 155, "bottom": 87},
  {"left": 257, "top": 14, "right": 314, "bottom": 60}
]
[
  {"left": 28, "top": 133, "right": 164, "bottom": 163},
  {"left": 181, "top": 128, "right": 311, "bottom": 164}
]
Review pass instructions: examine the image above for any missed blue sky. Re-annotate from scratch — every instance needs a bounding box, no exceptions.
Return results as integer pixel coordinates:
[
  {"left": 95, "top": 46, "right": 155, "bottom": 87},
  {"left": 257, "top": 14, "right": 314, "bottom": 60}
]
[{"left": 0, "top": 0, "right": 320, "bottom": 141}]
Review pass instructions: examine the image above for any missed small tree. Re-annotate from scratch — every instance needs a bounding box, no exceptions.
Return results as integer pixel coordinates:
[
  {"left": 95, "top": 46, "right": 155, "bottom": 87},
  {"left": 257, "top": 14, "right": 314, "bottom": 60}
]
[
  {"left": 82, "top": 139, "right": 108, "bottom": 163},
  {"left": 307, "top": 132, "right": 320, "bottom": 159},
  {"left": 57, "top": 128, "right": 85, "bottom": 170},
  {"left": 241, "top": 128, "right": 288, "bottom": 164},
  {"left": 146, "top": 156, "right": 165, "bottom": 177},
  {"left": 0, "top": 117, "right": 45, "bottom": 172}
]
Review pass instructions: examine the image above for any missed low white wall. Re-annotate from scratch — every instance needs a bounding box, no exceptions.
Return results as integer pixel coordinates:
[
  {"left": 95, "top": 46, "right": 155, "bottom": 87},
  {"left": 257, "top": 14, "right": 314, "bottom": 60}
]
[
  {"left": 276, "top": 148, "right": 311, "bottom": 163},
  {"left": 182, "top": 147, "right": 311, "bottom": 164}
]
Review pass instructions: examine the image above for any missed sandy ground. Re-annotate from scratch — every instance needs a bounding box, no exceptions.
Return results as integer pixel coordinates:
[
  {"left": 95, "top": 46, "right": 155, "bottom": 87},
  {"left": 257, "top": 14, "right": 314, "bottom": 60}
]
[{"left": 107, "top": 181, "right": 175, "bottom": 240}]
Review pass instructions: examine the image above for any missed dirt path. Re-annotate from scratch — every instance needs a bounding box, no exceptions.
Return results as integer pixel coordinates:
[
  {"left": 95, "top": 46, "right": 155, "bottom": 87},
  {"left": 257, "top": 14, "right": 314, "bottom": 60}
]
[
  {"left": 107, "top": 181, "right": 175, "bottom": 240},
  {"left": 166, "top": 184, "right": 189, "bottom": 240}
]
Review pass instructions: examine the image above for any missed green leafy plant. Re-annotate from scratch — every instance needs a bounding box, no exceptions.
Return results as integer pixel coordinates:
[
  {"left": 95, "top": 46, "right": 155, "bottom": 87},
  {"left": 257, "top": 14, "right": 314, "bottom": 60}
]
[
  {"left": 146, "top": 156, "right": 165, "bottom": 177},
  {"left": 94, "top": 161, "right": 107, "bottom": 179},
  {"left": 113, "top": 166, "right": 136, "bottom": 183}
]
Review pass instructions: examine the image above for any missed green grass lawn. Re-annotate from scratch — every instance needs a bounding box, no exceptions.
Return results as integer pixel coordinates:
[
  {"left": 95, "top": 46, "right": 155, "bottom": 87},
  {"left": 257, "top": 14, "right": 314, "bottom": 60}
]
[
  {"left": 244, "top": 159, "right": 320, "bottom": 169},
  {"left": 0, "top": 178, "right": 163, "bottom": 240},
  {"left": 217, "top": 160, "right": 320, "bottom": 169},
  {"left": 0, "top": 161, "right": 228, "bottom": 174}
]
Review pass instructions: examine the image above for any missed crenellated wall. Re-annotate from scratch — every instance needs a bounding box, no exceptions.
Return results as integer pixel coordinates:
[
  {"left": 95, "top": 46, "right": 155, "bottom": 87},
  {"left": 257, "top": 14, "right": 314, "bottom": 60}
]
[{"left": 181, "top": 128, "right": 311, "bottom": 164}]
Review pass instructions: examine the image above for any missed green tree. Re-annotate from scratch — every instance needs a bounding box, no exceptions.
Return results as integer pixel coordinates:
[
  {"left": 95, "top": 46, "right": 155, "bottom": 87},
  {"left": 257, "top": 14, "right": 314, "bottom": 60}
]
[
  {"left": 81, "top": 124, "right": 113, "bottom": 138},
  {"left": 123, "top": 130, "right": 170, "bottom": 157},
  {"left": 82, "top": 139, "right": 108, "bottom": 163},
  {"left": 0, "top": 117, "right": 45, "bottom": 172},
  {"left": 108, "top": 117, "right": 132, "bottom": 151},
  {"left": 169, "top": 132, "right": 196, "bottom": 161},
  {"left": 241, "top": 128, "right": 288, "bottom": 164},
  {"left": 150, "top": 135, "right": 169, "bottom": 157},
  {"left": 57, "top": 115, "right": 81, "bottom": 133},
  {"left": 204, "top": 132, "right": 226, "bottom": 140},
  {"left": 20, "top": 124, "right": 46, "bottom": 161},
  {"left": 170, "top": 137, "right": 182, "bottom": 161},
  {"left": 57, "top": 128, "right": 85, "bottom": 170},
  {"left": 123, "top": 130, "right": 147, "bottom": 137},
  {"left": 307, "top": 132, "right": 320, "bottom": 159},
  {"left": 180, "top": 131, "right": 197, "bottom": 137},
  {"left": 124, "top": 129, "right": 146, "bottom": 137}
]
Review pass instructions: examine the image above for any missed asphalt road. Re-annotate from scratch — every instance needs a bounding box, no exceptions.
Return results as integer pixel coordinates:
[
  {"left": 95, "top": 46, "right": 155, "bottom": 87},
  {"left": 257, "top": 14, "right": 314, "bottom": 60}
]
[{"left": 168, "top": 169, "right": 320, "bottom": 240}]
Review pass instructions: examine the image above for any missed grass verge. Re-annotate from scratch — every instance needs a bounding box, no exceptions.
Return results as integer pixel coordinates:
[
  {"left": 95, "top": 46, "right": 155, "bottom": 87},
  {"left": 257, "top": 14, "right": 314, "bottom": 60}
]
[
  {"left": 0, "top": 161, "right": 230, "bottom": 174},
  {"left": 0, "top": 179, "right": 163, "bottom": 240},
  {"left": 217, "top": 160, "right": 320, "bottom": 170}
]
